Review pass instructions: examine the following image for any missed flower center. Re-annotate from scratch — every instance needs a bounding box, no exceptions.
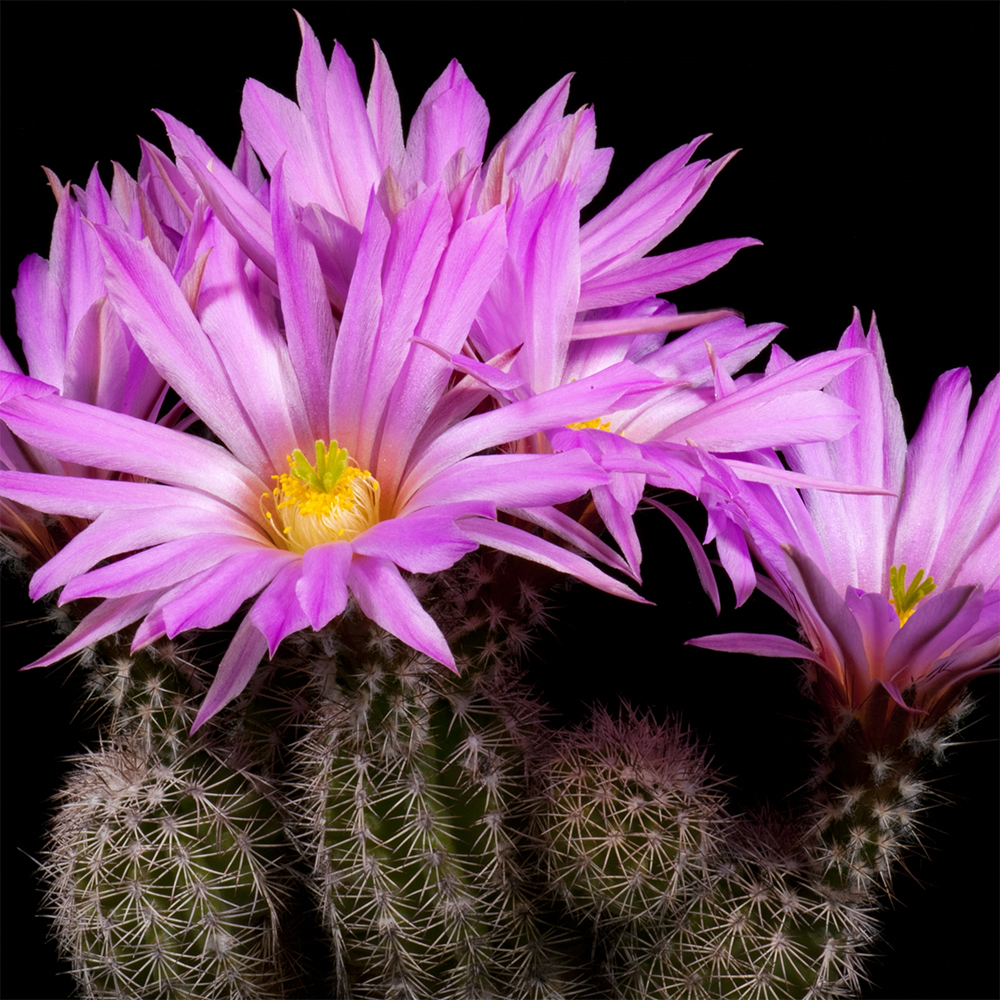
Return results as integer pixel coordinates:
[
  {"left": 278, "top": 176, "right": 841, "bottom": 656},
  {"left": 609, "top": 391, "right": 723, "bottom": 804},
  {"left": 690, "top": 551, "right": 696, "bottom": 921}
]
[
  {"left": 888, "top": 564, "right": 936, "bottom": 626},
  {"left": 566, "top": 417, "right": 613, "bottom": 432},
  {"left": 264, "top": 440, "right": 379, "bottom": 554}
]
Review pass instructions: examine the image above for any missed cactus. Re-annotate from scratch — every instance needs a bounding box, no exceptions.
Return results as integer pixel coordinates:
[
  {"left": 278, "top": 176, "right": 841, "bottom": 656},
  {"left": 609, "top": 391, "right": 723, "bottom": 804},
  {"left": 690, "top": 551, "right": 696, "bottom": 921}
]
[
  {"left": 534, "top": 706, "right": 726, "bottom": 926},
  {"left": 43, "top": 645, "right": 292, "bottom": 1000},
  {"left": 531, "top": 705, "right": 883, "bottom": 999},
  {"left": 283, "top": 605, "right": 551, "bottom": 998},
  {"left": 31, "top": 561, "right": 989, "bottom": 999}
]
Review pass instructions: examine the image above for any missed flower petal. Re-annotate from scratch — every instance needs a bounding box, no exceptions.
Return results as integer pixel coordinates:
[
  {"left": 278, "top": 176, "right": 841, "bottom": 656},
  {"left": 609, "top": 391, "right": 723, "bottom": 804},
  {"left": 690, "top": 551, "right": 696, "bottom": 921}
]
[
  {"left": 191, "top": 614, "right": 271, "bottom": 732},
  {"left": 296, "top": 541, "right": 353, "bottom": 631},
  {"left": 347, "top": 555, "right": 456, "bottom": 669}
]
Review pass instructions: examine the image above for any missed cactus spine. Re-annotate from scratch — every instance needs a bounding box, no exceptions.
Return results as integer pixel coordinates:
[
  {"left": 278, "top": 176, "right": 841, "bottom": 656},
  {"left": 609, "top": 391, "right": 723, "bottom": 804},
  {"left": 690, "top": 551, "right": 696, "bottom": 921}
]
[
  {"left": 283, "top": 557, "right": 600, "bottom": 998},
  {"left": 44, "top": 641, "right": 291, "bottom": 1000},
  {"left": 34, "top": 557, "right": 981, "bottom": 998}
]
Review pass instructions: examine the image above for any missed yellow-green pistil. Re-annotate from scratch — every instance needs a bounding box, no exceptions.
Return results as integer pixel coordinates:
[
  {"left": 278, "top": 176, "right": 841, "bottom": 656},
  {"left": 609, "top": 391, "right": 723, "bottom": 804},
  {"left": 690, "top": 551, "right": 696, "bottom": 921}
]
[
  {"left": 888, "top": 564, "right": 936, "bottom": 626},
  {"left": 265, "top": 440, "right": 379, "bottom": 553}
]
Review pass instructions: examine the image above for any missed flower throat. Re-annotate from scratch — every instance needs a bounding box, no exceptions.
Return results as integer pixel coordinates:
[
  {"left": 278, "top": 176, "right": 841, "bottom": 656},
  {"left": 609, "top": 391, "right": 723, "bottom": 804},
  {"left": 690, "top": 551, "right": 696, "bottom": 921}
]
[{"left": 265, "top": 440, "right": 379, "bottom": 553}]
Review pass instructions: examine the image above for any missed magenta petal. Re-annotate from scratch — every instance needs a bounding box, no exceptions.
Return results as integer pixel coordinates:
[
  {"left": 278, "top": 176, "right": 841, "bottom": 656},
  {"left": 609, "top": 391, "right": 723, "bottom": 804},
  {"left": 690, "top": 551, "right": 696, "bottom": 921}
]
[
  {"left": 23, "top": 593, "right": 162, "bottom": 669},
  {"left": 190, "top": 615, "right": 271, "bottom": 732},
  {"left": 180, "top": 152, "right": 278, "bottom": 282},
  {"left": 591, "top": 480, "right": 643, "bottom": 578},
  {"left": 401, "top": 59, "right": 489, "bottom": 191},
  {"left": 271, "top": 156, "right": 337, "bottom": 438},
  {"left": 31, "top": 503, "right": 259, "bottom": 598},
  {"left": 63, "top": 299, "right": 130, "bottom": 414},
  {"left": 784, "top": 546, "right": 870, "bottom": 697},
  {"left": 460, "top": 518, "right": 648, "bottom": 604},
  {"left": 59, "top": 535, "right": 260, "bottom": 603},
  {"left": 875, "top": 679, "right": 926, "bottom": 715},
  {"left": 844, "top": 588, "right": 898, "bottom": 672},
  {"left": 378, "top": 206, "right": 508, "bottom": 500},
  {"left": 0, "top": 370, "right": 58, "bottom": 405},
  {"left": 0, "top": 393, "right": 266, "bottom": 513},
  {"left": 325, "top": 42, "right": 382, "bottom": 228},
  {"left": 711, "top": 511, "right": 758, "bottom": 608},
  {"left": 159, "top": 547, "right": 292, "bottom": 635},
  {"left": 328, "top": 191, "right": 391, "bottom": 452},
  {"left": 580, "top": 137, "right": 711, "bottom": 270},
  {"left": 12, "top": 254, "right": 67, "bottom": 391},
  {"left": 96, "top": 225, "right": 271, "bottom": 471},
  {"left": 400, "top": 362, "right": 662, "bottom": 506},
  {"left": 662, "top": 388, "right": 860, "bottom": 452},
  {"left": 241, "top": 78, "right": 339, "bottom": 216},
  {"left": 296, "top": 542, "right": 352, "bottom": 630},
  {"left": 646, "top": 497, "right": 721, "bottom": 614},
  {"left": 404, "top": 451, "right": 604, "bottom": 512},
  {"left": 367, "top": 41, "right": 405, "bottom": 172},
  {"left": 495, "top": 73, "right": 572, "bottom": 175},
  {"left": 685, "top": 632, "right": 823, "bottom": 662},
  {"left": 352, "top": 504, "right": 486, "bottom": 574},
  {"left": 506, "top": 504, "right": 636, "bottom": 580},
  {"left": 248, "top": 558, "right": 309, "bottom": 656},
  {"left": 578, "top": 237, "right": 760, "bottom": 312},
  {"left": 723, "top": 459, "right": 896, "bottom": 496},
  {"left": 884, "top": 585, "right": 984, "bottom": 684},
  {"left": 355, "top": 185, "right": 452, "bottom": 464},
  {"left": 347, "top": 555, "right": 456, "bottom": 669},
  {"left": 0, "top": 469, "right": 223, "bottom": 519}
]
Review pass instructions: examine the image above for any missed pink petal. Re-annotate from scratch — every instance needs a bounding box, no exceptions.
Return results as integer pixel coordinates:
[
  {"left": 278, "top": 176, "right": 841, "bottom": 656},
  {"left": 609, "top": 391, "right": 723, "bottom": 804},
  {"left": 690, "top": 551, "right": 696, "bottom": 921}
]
[
  {"left": 249, "top": 558, "right": 309, "bottom": 656},
  {"left": 347, "top": 555, "right": 456, "bottom": 669},
  {"left": 191, "top": 615, "right": 271, "bottom": 732},
  {"left": 296, "top": 541, "right": 353, "bottom": 630},
  {"left": 460, "top": 518, "right": 648, "bottom": 604},
  {"left": 23, "top": 593, "right": 161, "bottom": 669},
  {"left": 351, "top": 504, "right": 486, "bottom": 573},
  {"left": 685, "top": 631, "right": 822, "bottom": 662}
]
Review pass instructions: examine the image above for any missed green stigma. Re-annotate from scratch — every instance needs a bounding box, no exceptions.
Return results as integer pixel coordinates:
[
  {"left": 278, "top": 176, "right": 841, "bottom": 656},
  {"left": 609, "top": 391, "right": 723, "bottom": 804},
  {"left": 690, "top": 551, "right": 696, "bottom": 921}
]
[
  {"left": 888, "top": 564, "right": 936, "bottom": 626},
  {"left": 288, "top": 440, "right": 350, "bottom": 494}
]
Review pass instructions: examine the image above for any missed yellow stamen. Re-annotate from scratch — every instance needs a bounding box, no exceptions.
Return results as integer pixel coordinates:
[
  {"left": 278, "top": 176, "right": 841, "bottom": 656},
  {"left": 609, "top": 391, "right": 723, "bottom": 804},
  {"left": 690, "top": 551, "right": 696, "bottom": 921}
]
[
  {"left": 264, "top": 440, "right": 379, "bottom": 554},
  {"left": 566, "top": 417, "right": 613, "bottom": 432},
  {"left": 888, "top": 564, "right": 936, "bottom": 626}
]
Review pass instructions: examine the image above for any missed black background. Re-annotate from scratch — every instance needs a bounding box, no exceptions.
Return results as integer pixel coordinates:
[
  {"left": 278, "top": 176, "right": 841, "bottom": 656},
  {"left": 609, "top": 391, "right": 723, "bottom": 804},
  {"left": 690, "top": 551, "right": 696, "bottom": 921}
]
[{"left": 3, "top": 5, "right": 997, "bottom": 999}]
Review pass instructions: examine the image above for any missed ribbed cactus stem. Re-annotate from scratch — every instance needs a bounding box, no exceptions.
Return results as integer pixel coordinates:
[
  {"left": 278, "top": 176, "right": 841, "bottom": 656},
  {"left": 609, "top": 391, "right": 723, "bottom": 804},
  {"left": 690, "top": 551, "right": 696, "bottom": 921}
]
[
  {"left": 806, "top": 684, "right": 972, "bottom": 897},
  {"left": 44, "top": 644, "right": 292, "bottom": 1000},
  {"left": 288, "top": 628, "right": 535, "bottom": 998},
  {"left": 535, "top": 707, "right": 725, "bottom": 924},
  {"left": 606, "top": 817, "right": 877, "bottom": 999},
  {"left": 533, "top": 704, "right": 882, "bottom": 998}
]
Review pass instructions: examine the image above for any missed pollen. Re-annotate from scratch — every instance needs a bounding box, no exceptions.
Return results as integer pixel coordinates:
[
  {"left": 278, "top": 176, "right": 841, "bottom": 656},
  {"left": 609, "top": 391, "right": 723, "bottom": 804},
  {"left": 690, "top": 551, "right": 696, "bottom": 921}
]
[
  {"left": 566, "top": 417, "right": 613, "bottom": 432},
  {"left": 263, "top": 440, "right": 379, "bottom": 553},
  {"left": 888, "top": 564, "right": 936, "bottom": 626}
]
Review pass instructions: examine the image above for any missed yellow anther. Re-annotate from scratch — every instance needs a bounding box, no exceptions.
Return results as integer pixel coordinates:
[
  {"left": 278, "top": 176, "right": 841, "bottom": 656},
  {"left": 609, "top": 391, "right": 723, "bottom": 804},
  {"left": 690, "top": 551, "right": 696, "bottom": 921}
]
[
  {"left": 566, "top": 417, "right": 613, "bottom": 432},
  {"left": 263, "top": 440, "right": 379, "bottom": 553}
]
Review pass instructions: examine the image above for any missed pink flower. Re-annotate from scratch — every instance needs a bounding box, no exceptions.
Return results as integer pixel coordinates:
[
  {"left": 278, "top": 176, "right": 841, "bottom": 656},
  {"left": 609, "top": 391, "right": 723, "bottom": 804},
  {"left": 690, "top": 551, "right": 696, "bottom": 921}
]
[
  {"left": 0, "top": 152, "right": 204, "bottom": 564},
  {"left": 1, "top": 173, "right": 656, "bottom": 729},
  {"left": 688, "top": 312, "right": 999, "bottom": 740}
]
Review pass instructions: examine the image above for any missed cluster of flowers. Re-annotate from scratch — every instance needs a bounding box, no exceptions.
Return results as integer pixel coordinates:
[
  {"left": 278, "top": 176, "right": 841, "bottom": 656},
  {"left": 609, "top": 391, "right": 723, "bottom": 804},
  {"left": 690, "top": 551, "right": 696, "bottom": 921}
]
[{"left": 2, "top": 14, "right": 996, "bottom": 739}]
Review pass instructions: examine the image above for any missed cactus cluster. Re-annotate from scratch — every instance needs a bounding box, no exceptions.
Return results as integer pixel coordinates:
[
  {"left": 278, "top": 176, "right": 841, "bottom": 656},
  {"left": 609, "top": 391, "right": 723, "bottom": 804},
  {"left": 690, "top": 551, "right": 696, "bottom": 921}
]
[{"left": 36, "top": 555, "right": 978, "bottom": 999}]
